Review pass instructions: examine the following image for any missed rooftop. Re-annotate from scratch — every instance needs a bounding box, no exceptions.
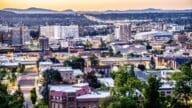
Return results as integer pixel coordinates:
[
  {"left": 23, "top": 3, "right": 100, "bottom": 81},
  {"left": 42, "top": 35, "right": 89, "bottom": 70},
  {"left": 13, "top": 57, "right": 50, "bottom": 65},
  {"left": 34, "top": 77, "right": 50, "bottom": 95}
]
[
  {"left": 49, "top": 83, "right": 89, "bottom": 93},
  {"left": 77, "top": 91, "right": 110, "bottom": 99},
  {"left": 135, "top": 31, "right": 172, "bottom": 37}
]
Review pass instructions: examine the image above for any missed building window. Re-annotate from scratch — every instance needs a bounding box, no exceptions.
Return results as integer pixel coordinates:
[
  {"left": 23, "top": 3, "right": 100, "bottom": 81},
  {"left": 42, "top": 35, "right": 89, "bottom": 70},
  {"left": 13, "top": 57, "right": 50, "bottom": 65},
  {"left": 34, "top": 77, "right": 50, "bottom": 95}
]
[
  {"left": 68, "top": 97, "right": 75, "bottom": 101},
  {"left": 167, "top": 91, "right": 171, "bottom": 94}
]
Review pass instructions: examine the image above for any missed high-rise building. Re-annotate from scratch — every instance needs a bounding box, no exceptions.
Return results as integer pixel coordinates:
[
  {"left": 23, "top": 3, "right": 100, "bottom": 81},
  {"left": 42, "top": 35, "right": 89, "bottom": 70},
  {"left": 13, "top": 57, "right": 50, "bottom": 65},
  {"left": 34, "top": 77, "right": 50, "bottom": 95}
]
[
  {"left": 114, "top": 23, "right": 131, "bottom": 41},
  {"left": 39, "top": 36, "right": 49, "bottom": 51},
  {"left": 40, "top": 25, "right": 79, "bottom": 43},
  {"left": 11, "top": 27, "right": 23, "bottom": 46},
  {"left": 21, "top": 26, "right": 31, "bottom": 45}
]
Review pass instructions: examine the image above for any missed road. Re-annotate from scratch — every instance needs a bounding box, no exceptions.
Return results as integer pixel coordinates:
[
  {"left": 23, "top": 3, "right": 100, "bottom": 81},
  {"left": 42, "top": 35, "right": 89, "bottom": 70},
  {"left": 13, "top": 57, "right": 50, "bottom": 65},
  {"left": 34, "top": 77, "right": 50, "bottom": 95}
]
[{"left": 17, "top": 66, "right": 38, "bottom": 108}]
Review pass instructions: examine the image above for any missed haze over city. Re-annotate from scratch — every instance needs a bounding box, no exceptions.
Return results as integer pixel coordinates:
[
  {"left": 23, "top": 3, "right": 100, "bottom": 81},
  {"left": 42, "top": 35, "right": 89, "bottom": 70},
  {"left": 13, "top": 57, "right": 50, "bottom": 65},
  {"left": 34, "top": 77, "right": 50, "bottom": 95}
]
[
  {"left": 0, "top": 0, "right": 192, "bottom": 11},
  {"left": 0, "top": 0, "right": 192, "bottom": 108}
]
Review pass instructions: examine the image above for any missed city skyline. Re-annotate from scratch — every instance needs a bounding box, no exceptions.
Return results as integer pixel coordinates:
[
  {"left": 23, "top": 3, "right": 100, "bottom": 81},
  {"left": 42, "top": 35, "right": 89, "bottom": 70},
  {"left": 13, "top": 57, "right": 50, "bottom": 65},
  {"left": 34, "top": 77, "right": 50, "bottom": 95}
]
[{"left": 0, "top": 0, "right": 192, "bottom": 11}]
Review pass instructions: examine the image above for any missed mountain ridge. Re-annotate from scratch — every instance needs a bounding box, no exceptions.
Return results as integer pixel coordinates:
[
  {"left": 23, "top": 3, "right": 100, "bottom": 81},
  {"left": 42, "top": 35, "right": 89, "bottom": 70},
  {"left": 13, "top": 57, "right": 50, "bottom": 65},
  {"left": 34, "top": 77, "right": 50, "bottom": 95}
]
[{"left": 2, "top": 7, "right": 192, "bottom": 14}]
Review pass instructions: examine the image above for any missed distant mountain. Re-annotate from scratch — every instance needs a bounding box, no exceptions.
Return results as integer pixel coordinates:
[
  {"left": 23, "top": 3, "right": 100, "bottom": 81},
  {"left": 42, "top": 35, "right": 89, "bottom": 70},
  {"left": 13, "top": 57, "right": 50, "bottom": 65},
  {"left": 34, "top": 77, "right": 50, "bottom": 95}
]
[
  {"left": 2, "top": 7, "right": 77, "bottom": 14},
  {"left": 1, "top": 7, "right": 192, "bottom": 14},
  {"left": 62, "top": 9, "right": 76, "bottom": 14},
  {"left": 3, "top": 7, "right": 58, "bottom": 14},
  {"left": 104, "top": 8, "right": 192, "bottom": 13}
]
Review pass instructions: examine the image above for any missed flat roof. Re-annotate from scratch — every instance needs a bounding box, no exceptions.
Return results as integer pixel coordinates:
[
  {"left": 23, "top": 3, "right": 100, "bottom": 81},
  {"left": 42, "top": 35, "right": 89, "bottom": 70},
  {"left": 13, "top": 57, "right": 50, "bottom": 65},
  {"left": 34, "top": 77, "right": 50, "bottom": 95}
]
[
  {"left": 77, "top": 91, "right": 110, "bottom": 99},
  {"left": 49, "top": 83, "right": 89, "bottom": 93}
]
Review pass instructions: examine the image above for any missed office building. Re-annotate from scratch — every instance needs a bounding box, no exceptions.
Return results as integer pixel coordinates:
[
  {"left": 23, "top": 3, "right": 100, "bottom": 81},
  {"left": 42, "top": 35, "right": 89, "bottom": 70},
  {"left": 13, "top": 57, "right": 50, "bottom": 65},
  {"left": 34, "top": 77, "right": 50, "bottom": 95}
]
[
  {"left": 114, "top": 23, "right": 131, "bottom": 41},
  {"left": 39, "top": 36, "right": 49, "bottom": 51},
  {"left": 40, "top": 25, "right": 79, "bottom": 43}
]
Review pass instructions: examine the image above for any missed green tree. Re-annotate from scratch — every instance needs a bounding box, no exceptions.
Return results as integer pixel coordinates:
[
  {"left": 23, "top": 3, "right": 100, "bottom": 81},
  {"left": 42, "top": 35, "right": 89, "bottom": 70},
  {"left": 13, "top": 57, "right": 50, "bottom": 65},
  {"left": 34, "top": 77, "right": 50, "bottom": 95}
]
[
  {"left": 10, "top": 73, "right": 17, "bottom": 86},
  {"left": 137, "top": 64, "right": 146, "bottom": 71},
  {"left": 30, "top": 30, "right": 40, "bottom": 40},
  {"left": 85, "top": 72, "right": 101, "bottom": 88},
  {"left": 100, "top": 65, "right": 143, "bottom": 108},
  {"left": 63, "top": 56, "right": 85, "bottom": 71},
  {"left": 171, "top": 62, "right": 192, "bottom": 107},
  {"left": 43, "top": 69, "right": 63, "bottom": 84},
  {"left": 42, "top": 69, "right": 62, "bottom": 103},
  {"left": 9, "top": 85, "right": 24, "bottom": 108},
  {"left": 0, "top": 82, "right": 10, "bottom": 108},
  {"left": 143, "top": 75, "right": 162, "bottom": 108},
  {"left": 84, "top": 39, "right": 92, "bottom": 49},
  {"left": 88, "top": 54, "right": 99, "bottom": 66},
  {"left": 149, "top": 57, "right": 156, "bottom": 70},
  {"left": 115, "top": 51, "right": 123, "bottom": 57},
  {"left": 99, "top": 38, "right": 107, "bottom": 49},
  {"left": 41, "top": 83, "right": 49, "bottom": 104},
  {"left": 146, "top": 42, "right": 152, "bottom": 50},
  {"left": 0, "top": 83, "right": 24, "bottom": 108},
  {"left": 30, "top": 88, "right": 37, "bottom": 106},
  {"left": 108, "top": 46, "right": 114, "bottom": 57},
  {"left": 35, "top": 99, "right": 48, "bottom": 108},
  {"left": 130, "top": 64, "right": 135, "bottom": 77},
  {"left": 0, "top": 67, "right": 7, "bottom": 81}
]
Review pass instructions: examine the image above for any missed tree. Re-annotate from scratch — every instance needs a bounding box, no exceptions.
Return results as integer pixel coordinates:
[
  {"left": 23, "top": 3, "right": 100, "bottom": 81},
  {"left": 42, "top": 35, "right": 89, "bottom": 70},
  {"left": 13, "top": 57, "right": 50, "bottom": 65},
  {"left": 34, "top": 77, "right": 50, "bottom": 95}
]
[
  {"left": 137, "top": 64, "right": 146, "bottom": 71},
  {"left": 30, "top": 88, "right": 37, "bottom": 106},
  {"left": 146, "top": 42, "right": 152, "bottom": 50},
  {"left": 88, "top": 54, "right": 99, "bottom": 66},
  {"left": 171, "top": 62, "right": 192, "bottom": 107},
  {"left": 35, "top": 99, "right": 48, "bottom": 108},
  {"left": 100, "top": 65, "right": 143, "bottom": 108},
  {"left": 9, "top": 85, "right": 24, "bottom": 108},
  {"left": 10, "top": 73, "right": 17, "bottom": 86},
  {"left": 42, "top": 69, "right": 62, "bottom": 103},
  {"left": 41, "top": 83, "right": 49, "bottom": 104},
  {"left": 0, "top": 83, "right": 24, "bottom": 108},
  {"left": 63, "top": 56, "right": 85, "bottom": 71},
  {"left": 30, "top": 30, "right": 40, "bottom": 40},
  {"left": 0, "top": 67, "right": 7, "bottom": 81},
  {"left": 99, "top": 38, "right": 107, "bottom": 49},
  {"left": 115, "top": 51, "right": 123, "bottom": 57},
  {"left": 143, "top": 75, "right": 162, "bottom": 108},
  {"left": 149, "top": 57, "right": 156, "bottom": 70},
  {"left": 43, "top": 69, "right": 63, "bottom": 84},
  {"left": 85, "top": 72, "right": 101, "bottom": 88},
  {"left": 0, "top": 82, "right": 10, "bottom": 108},
  {"left": 84, "top": 39, "right": 92, "bottom": 49},
  {"left": 108, "top": 46, "right": 114, "bottom": 57},
  {"left": 130, "top": 64, "right": 135, "bottom": 77}
]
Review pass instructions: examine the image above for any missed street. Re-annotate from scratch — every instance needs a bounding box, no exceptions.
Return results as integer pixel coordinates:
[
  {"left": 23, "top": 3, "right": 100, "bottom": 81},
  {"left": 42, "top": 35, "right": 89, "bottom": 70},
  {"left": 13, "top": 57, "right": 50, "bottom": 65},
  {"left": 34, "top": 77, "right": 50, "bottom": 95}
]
[{"left": 18, "top": 66, "right": 38, "bottom": 108}]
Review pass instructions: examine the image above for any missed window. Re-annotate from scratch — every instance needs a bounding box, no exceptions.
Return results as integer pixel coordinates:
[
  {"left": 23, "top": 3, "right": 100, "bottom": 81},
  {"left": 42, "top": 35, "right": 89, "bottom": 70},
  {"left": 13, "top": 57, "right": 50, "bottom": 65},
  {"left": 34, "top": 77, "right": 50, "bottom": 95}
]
[
  {"left": 68, "top": 97, "right": 75, "bottom": 101},
  {"left": 167, "top": 91, "right": 171, "bottom": 94}
]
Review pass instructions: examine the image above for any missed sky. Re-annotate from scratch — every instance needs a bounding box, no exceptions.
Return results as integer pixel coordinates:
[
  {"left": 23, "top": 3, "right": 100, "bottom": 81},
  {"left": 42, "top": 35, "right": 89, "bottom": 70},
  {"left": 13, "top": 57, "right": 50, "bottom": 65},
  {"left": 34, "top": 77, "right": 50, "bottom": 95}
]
[{"left": 0, "top": 0, "right": 192, "bottom": 11}]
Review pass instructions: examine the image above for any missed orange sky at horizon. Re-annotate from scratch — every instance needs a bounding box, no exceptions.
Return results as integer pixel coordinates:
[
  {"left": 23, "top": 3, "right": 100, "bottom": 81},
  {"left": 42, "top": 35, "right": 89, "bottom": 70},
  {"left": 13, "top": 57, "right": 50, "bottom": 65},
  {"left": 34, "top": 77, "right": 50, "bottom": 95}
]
[{"left": 0, "top": 0, "right": 192, "bottom": 11}]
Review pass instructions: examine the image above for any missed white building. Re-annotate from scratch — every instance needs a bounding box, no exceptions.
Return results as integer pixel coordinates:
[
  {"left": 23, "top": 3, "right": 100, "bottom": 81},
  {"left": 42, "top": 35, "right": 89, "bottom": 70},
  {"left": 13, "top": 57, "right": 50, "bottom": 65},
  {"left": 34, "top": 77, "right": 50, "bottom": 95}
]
[
  {"left": 114, "top": 23, "right": 131, "bottom": 41},
  {"left": 134, "top": 31, "right": 172, "bottom": 43},
  {"left": 21, "top": 26, "right": 31, "bottom": 45},
  {"left": 169, "top": 24, "right": 185, "bottom": 32},
  {"left": 40, "top": 25, "right": 79, "bottom": 43},
  {"left": 11, "top": 27, "right": 22, "bottom": 46}
]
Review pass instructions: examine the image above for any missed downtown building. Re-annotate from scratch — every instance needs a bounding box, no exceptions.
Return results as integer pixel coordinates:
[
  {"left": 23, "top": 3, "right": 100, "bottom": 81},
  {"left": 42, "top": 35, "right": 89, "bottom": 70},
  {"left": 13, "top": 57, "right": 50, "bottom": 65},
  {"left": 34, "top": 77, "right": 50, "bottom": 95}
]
[
  {"left": 48, "top": 83, "right": 110, "bottom": 108},
  {"left": 40, "top": 25, "right": 79, "bottom": 44},
  {"left": 0, "top": 26, "right": 31, "bottom": 46},
  {"left": 114, "top": 23, "right": 131, "bottom": 41}
]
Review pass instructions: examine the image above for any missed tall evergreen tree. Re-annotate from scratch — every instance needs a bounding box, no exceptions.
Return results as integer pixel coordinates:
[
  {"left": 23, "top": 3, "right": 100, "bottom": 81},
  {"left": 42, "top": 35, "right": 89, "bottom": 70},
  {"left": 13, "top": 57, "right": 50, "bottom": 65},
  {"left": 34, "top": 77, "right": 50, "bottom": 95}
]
[
  {"left": 143, "top": 75, "right": 162, "bottom": 108},
  {"left": 30, "top": 88, "right": 37, "bottom": 105},
  {"left": 149, "top": 57, "right": 156, "bottom": 70}
]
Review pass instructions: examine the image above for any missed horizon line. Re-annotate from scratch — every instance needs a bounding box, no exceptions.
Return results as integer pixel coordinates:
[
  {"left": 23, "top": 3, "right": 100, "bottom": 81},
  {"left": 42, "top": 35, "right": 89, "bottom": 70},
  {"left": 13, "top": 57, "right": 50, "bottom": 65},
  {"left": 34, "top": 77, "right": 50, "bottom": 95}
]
[{"left": 1, "top": 7, "right": 192, "bottom": 12}]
